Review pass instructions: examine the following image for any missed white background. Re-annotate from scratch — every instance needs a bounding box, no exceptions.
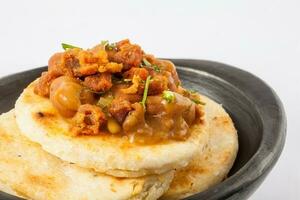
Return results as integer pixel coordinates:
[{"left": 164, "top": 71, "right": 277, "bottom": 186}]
[{"left": 0, "top": 0, "right": 299, "bottom": 199}]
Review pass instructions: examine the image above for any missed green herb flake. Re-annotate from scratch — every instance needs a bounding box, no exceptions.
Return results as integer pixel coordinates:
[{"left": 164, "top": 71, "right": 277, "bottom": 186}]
[
  {"left": 100, "top": 40, "right": 117, "bottom": 51},
  {"left": 142, "top": 58, "right": 152, "bottom": 67},
  {"left": 153, "top": 65, "right": 161, "bottom": 72},
  {"left": 61, "top": 43, "right": 80, "bottom": 50},
  {"left": 162, "top": 91, "right": 175, "bottom": 103},
  {"left": 97, "top": 95, "right": 114, "bottom": 109},
  {"left": 141, "top": 76, "right": 151, "bottom": 109},
  {"left": 107, "top": 43, "right": 117, "bottom": 50},
  {"left": 141, "top": 59, "right": 161, "bottom": 73},
  {"left": 191, "top": 99, "right": 206, "bottom": 105},
  {"left": 101, "top": 40, "right": 109, "bottom": 48}
]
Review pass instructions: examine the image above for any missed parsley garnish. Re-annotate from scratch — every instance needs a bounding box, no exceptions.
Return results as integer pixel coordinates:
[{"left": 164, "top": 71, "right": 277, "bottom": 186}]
[
  {"left": 101, "top": 40, "right": 109, "bottom": 48},
  {"left": 142, "top": 58, "right": 152, "bottom": 67},
  {"left": 153, "top": 65, "right": 161, "bottom": 72},
  {"left": 101, "top": 40, "right": 117, "bottom": 50},
  {"left": 141, "top": 76, "right": 151, "bottom": 109},
  {"left": 141, "top": 58, "right": 161, "bottom": 73},
  {"left": 61, "top": 43, "right": 80, "bottom": 50},
  {"left": 162, "top": 91, "right": 175, "bottom": 103},
  {"left": 108, "top": 43, "right": 117, "bottom": 50}
]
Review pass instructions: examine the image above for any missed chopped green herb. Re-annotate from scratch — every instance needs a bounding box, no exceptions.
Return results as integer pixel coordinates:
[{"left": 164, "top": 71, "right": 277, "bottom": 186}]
[
  {"left": 97, "top": 95, "right": 114, "bottom": 109},
  {"left": 191, "top": 99, "right": 206, "bottom": 105},
  {"left": 153, "top": 65, "right": 161, "bottom": 72},
  {"left": 107, "top": 43, "right": 117, "bottom": 50},
  {"left": 101, "top": 40, "right": 109, "bottom": 48},
  {"left": 100, "top": 40, "right": 116, "bottom": 50},
  {"left": 141, "top": 59, "right": 161, "bottom": 73},
  {"left": 142, "top": 58, "right": 152, "bottom": 67},
  {"left": 162, "top": 91, "right": 175, "bottom": 103},
  {"left": 61, "top": 43, "right": 80, "bottom": 50},
  {"left": 141, "top": 76, "right": 151, "bottom": 109}
]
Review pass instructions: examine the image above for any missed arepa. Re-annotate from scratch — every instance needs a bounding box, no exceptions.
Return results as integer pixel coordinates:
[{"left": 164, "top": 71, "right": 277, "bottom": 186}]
[
  {"left": 15, "top": 81, "right": 209, "bottom": 177},
  {"left": 162, "top": 95, "right": 238, "bottom": 199},
  {"left": 0, "top": 110, "right": 174, "bottom": 200}
]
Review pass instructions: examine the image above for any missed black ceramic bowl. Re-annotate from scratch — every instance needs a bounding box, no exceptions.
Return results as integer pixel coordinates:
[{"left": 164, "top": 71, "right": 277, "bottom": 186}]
[{"left": 0, "top": 60, "right": 286, "bottom": 200}]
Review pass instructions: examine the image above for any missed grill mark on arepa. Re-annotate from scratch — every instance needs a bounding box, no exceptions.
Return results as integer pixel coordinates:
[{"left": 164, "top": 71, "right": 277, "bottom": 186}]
[
  {"left": 35, "top": 111, "right": 56, "bottom": 119},
  {"left": 0, "top": 129, "right": 14, "bottom": 143},
  {"left": 32, "top": 111, "right": 67, "bottom": 135}
]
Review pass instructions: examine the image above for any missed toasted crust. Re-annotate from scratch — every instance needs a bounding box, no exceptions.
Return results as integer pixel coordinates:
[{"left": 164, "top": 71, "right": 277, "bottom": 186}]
[
  {"left": 0, "top": 110, "right": 174, "bottom": 200},
  {"left": 14, "top": 80, "right": 209, "bottom": 177},
  {"left": 162, "top": 95, "right": 238, "bottom": 199}
]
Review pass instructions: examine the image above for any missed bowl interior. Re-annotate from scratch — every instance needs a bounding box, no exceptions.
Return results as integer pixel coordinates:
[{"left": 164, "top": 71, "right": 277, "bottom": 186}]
[{"left": 177, "top": 67, "right": 262, "bottom": 176}]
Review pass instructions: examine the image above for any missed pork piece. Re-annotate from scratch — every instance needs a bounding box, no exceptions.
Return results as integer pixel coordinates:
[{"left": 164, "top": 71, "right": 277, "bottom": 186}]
[
  {"left": 45, "top": 52, "right": 82, "bottom": 98},
  {"left": 137, "top": 75, "right": 168, "bottom": 95},
  {"left": 34, "top": 72, "right": 59, "bottom": 97},
  {"left": 71, "top": 104, "right": 107, "bottom": 136},
  {"left": 124, "top": 67, "right": 168, "bottom": 96},
  {"left": 153, "top": 59, "right": 180, "bottom": 86},
  {"left": 48, "top": 49, "right": 100, "bottom": 77},
  {"left": 170, "top": 93, "right": 196, "bottom": 125},
  {"left": 109, "top": 99, "right": 132, "bottom": 124},
  {"left": 73, "top": 64, "right": 98, "bottom": 77},
  {"left": 146, "top": 96, "right": 165, "bottom": 115},
  {"left": 164, "top": 71, "right": 178, "bottom": 92},
  {"left": 143, "top": 54, "right": 156, "bottom": 63},
  {"left": 48, "top": 52, "right": 74, "bottom": 77},
  {"left": 124, "top": 68, "right": 167, "bottom": 95},
  {"left": 108, "top": 39, "right": 143, "bottom": 70},
  {"left": 123, "top": 67, "right": 149, "bottom": 80},
  {"left": 144, "top": 93, "right": 195, "bottom": 139},
  {"left": 48, "top": 50, "right": 97, "bottom": 77},
  {"left": 112, "top": 84, "right": 142, "bottom": 103},
  {"left": 121, "top": 75, "right": 142, "bottom": 94},
  {"left": 62, "top": 50, "right": 84, "bottom": 76},
  {"left": 83, "top": 73, "right": 112, "bottom": 93},
  {"left": 62, "top": 48, "right": 109, "bottom": 77},
  {"left": 73, "top": 50, "right": 101, "bottom": 77},
  {"left": 146, "top": 93, "right": 197, "bottom": 125},
  {"left": 143, "top": 54, "right": 180, "bottom": 87},
  {"left": 123, "top": 103, "right": 147, "bottom": 133},
  {"left": 79, "top": 88, "right": 97, "bottom": 104},
  {"left": 119, "top": 93, "right": 142, "bottom": 103},
  {"left": 116, "top": 39, "right": 131, "bottom": 48},
  {"left": 148, "top": 75, "right": 168, "bottom": 95},
  {"left": 98, "top": 62, "right": 123, "bottom": 73}
]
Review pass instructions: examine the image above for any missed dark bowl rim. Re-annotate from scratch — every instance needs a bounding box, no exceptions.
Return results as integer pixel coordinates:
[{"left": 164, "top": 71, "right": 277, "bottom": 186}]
[
  {"left": 0, "top": 59, "right": 287, "bottom": 200},
  {"left": 168, "top": 59, "right": 287, "bottom": 199}
]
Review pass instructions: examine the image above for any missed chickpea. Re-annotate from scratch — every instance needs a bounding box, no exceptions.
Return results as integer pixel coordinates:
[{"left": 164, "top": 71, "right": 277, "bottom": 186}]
[
  {"left": 107, "top": 118, "right": 121, "bottom": 134},
  {"left": 50, "top": 76, "right": 82, "bottom": 117}
]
